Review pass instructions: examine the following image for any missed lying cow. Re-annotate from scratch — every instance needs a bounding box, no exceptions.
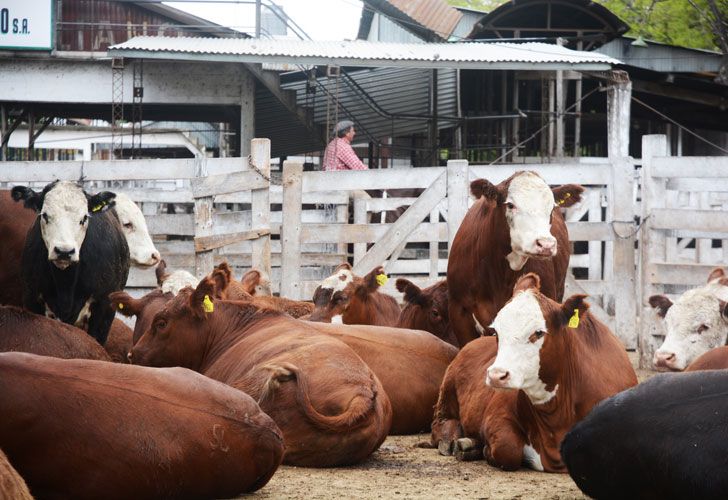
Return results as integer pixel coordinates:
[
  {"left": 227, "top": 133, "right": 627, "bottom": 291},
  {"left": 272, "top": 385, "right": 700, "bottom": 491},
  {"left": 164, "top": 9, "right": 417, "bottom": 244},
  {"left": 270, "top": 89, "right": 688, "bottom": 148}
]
[
  {"left": 562, "top": 370, "right": 728, "bottom": 499},
  {"left": 125, "top": 276, "right": 391, "bottom": 467},
  {"left": 0, "top": 448, "right": 32, "bottom": 500},
  {"left": 0, "top": 305, "right": 110, "bottom": 361},
  {"left": 0, "top": 352, "right": 283, "bottom": 498},
  {"left": 650, "top": 267, "right": 728, "bottom": 371},
  {"left": 11, "top": 181, "right": 130, "bottom": 345},
  {"left": 396, "top": 278, "right": 457, "bottom": 346},
  {"left": 432, "top": 273, "right": 636, "bottom": 472},
  {"left": 308, "top": 264, "right": 400, "bottom": 326},
  {"left": 448, "top": 172, "right": 583, "bottom": 346}
]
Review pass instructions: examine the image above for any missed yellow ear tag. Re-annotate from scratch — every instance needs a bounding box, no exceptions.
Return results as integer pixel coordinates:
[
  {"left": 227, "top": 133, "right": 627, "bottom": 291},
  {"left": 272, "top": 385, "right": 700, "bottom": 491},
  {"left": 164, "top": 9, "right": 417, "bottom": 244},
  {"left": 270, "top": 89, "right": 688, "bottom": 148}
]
[
  {"left": 91, "top": 202, "right": 105, "bottom": 212},
  {"left": 568, "top": 308, "right": 580, "bottom": 328},
  {"left": 118, "top": 303, "right": 124, "bottom": 310},
  {"left": 203, "top": 294, "right": 214, "bottom": 313},
  {"left": 557, "top": 192, "right": 571, "bottom": 206},
  {"left": 376, "top": 273, "right": 388, "bottom": 286}
]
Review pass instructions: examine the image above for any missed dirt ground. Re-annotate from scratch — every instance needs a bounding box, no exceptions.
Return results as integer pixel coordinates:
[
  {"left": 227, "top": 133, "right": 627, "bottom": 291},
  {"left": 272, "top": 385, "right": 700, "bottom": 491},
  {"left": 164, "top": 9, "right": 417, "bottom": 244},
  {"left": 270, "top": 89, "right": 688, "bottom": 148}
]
[{"left": 247, "top": 354, "right": 655, "bottom": 500}]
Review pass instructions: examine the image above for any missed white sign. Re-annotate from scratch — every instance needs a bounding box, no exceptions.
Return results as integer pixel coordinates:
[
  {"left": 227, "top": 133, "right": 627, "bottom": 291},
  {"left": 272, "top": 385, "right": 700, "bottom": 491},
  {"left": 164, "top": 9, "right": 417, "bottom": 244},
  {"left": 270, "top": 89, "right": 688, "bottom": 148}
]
[{"left": 0, "top": 0, "right": 53, "bottom": 50}]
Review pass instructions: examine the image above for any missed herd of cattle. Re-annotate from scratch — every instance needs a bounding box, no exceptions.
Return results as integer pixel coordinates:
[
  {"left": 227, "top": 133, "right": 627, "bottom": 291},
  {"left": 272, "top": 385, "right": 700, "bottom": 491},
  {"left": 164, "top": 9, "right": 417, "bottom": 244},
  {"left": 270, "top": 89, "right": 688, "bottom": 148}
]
[{"left": 1, "top": 172, "right": 727, "bottom": 499}]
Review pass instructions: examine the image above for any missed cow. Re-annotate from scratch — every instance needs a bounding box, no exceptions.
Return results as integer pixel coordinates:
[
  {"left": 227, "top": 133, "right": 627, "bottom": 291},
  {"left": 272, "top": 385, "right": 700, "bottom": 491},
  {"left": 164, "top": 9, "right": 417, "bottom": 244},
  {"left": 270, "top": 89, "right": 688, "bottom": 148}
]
[
  {"left": 0, "top": 448, "right": 32, "bottom": 500},
  {"left": 0, "top": 352, "right": 283, "bottom": 499},
  {"left": 11, "top": 181, "right": 130, "bottom": 345},
  {"left": 155, "top": 259, "right": 199, "bottom": 296},
  {"left": 650, "top": 267, "right": 728, "bottom": 371},
  {"left": 685, "top": 345, "right": 728, "bottom": 371},
  {"left": 240, "top": 268, "right": 273, "bottom": 296},
  {"left": 103, "top": 319, "right": 134, "bottom": 363},
  {"left": 447, "top": 172, "right": 583, "bottom": 346},
  {"left": 432, "top": 273, "right": 637, "bottom": 472},
  {"left": 0, "top": 305, "right": 110, "bottom": 361},
  {"left": 125, "top": 275, "right": 392, "bottom": 467},
  {"left": 396, "top": 278, "right": 458, "bottom": 346},
  {"left": 562, "top": 370, "right": 728, "bottom": 499},
  {"left": 308, "top": 264, "right": 401, "bottom": 326},
  {"left": 113, "top": 193, "right": 161, "bottom": 267}
]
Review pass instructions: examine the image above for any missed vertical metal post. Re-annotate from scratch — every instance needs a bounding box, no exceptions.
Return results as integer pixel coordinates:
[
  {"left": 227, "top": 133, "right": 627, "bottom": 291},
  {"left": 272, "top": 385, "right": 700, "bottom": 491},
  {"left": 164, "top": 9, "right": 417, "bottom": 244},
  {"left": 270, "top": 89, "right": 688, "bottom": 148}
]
[
  {"left": 111, "top": 57, "right": 125, "bottom": 159},
  {"left": 131, "top": 59, "right": 144, "bottom": 158},
  {"left": 512, "top": 74, "right": 520, "bottom": 161},
  {"left": 429, "top": 69, "right": 438, "bottom": 165},
  {"left": 500, "top": 71, "right": 507, "bottom": 161},
  {"left": 255, "top": 0, "right": 262, "bottom": 38},
  {"left": 0, "top": 105, "right": 6, "bottom": 161},
  {"left": 27, "top": 109, "right": 35, "bottom": 160}
]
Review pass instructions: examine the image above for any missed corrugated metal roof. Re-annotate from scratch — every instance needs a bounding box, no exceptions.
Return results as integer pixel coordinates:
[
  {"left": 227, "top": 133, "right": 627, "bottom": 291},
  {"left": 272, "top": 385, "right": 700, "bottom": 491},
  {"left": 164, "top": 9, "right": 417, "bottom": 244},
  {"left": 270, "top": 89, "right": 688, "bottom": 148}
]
[
  {"left": 365, "top": 0, "right": 462, "bottom": 41},
  {"left": 596, "top": 37, "right": 722, "bottom": 74},
  {"left": 109, "top": 37, "right": 620, "bottom": 70}
]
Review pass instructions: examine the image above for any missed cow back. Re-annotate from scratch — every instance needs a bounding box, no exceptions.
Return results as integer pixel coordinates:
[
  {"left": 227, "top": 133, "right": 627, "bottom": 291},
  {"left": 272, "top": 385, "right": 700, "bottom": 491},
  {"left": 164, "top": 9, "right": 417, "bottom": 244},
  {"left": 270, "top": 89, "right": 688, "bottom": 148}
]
[
  {"left": 104, "top": 319, "right": 134, "bottom": 363},
  {"left": 686, "top": 345, "right": 728, "bottom": 371},
  {"left": 0, "top": 191, "right": 36, "bottom": 307},
  {"left": 0, "top": 306, "right": 109, "bottom": 361},
  {"left": 0, "top": 352, "right": 283, "bottom": 499}
]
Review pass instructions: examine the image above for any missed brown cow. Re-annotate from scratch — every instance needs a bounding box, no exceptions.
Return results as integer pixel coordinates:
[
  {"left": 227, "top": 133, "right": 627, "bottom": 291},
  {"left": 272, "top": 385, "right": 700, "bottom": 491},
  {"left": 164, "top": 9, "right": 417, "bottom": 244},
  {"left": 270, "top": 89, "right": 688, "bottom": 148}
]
[
  {"left": 448, "top": 172, "right": 583, "bottom": 346},
  {"left": 396, "top": 278, "right": 458, "bottom": 346},
  {"left": 0, "top": 351, "right": 283, "bottom": 499},
  {"left": 686, "top": 345, "right": 728, "bottom": 371},
  {"left": 103, "top": 319, "right": 134, "bottom": 363},
  {"left": 309, "top": 264, "right": 400, "bottom": 326},
  {"left": 125, "top": 276, "right": 392, "bottom": 467},
  {"left": 432, "top": 273, "right": 636, "bottom": 472},
  {"left": 0, "top": 306, "right": 110, "bottom": 361},
  {"left": 0, "top": 448, "right": 32, "bottom": 500},
  {"left": 0, "top": 191, "right": 36, "bottom": 306},
  {"left": 240, "top": 268, "right": 273, "bottom": 296},
  {"left": 304, "top": 321, "right": 458, "bottom": 434}
]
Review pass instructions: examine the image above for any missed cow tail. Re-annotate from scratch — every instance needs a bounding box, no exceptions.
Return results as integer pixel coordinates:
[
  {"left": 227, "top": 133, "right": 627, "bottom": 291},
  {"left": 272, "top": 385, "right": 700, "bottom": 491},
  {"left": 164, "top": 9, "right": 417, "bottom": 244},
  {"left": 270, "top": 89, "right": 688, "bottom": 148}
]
[{"left": 258, "top": 362, "right": 376, "bottom": 432}]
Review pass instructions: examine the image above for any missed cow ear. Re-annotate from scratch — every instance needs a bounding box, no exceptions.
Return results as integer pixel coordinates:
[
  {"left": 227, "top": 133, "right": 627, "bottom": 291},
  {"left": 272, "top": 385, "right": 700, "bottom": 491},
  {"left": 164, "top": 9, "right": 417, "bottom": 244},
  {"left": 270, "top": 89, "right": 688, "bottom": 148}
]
[
  {"left": 335, "top": 262, "right": 352, "bottom": 272},
  {"left": 109, "top": 291, "right": 142, "bottom": 318},
  {"left": 648, "top": 295, "right": 673, "bottom": 318},
  {"left": 719, "top": 300, "right": 728, "bottom": 323},
  {"left": 558, "top": 294, "right": 589, "bottom": 328},
  {"left": 240, "top": 269, "right": 262, "bottom": 295},
  {"left": 87, "top": 191, "right": 116, "bottom": 214},
  {"left": 332, "top": 290, "right": 349, "bottom": 307},
  {"left": 552, "top": 184, "right": 584, "bottom": 208},
  {"left": 209, "top": 268, "right": 230, "bottom": 300},
  {"left": 11, "top": 186, "right": 43, "bottom": 212},
  {"left": 155, "top": 260, "right": 168, "bottom": 287},
  {"left": 213, "top": 261, "right": 233, "bottom": 283},
  {"left": 361, "top": 266, "right": 387, "bottom": 295},
  {"left": 708, "top": 267, "right": 726, "bottom": 283},
  {"left": 396, "top": 278, "right": 425, "bottom": 306},
  {"left": 514, "top": 273, "right": 541, "bottom": 294},
  {"left": 470, "top": 179, "right": 504, "bottom": 203},
  {"left": 190, "top": 278, "right": 217, "bottom": 319}
]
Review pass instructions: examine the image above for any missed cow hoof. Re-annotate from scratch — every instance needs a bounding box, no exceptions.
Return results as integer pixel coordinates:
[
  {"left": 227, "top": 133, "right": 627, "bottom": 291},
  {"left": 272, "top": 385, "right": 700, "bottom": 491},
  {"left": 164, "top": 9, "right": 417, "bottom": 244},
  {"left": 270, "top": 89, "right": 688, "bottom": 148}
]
[
  {"left": 454, "top": 438, "right": 483, "bottom": 462},
  {"left": 438, "top": 439, "right": 454, "bottom": 456}
]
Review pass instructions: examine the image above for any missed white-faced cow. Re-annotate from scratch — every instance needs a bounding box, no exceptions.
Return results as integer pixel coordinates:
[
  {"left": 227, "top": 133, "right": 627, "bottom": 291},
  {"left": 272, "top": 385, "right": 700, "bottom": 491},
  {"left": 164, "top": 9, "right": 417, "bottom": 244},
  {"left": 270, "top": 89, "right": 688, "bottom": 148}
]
[
  {"left": 448, "top": 171, "right": 583, "bottom": 346},
  {"left": 11, "top": 181, "right": 129, "bottom": 345},
  {"left": 650, "top": 267, "right": 728, "bottom": 371},
  {"left": 113, "top": 193, "right": 160, "bottom": 267}
]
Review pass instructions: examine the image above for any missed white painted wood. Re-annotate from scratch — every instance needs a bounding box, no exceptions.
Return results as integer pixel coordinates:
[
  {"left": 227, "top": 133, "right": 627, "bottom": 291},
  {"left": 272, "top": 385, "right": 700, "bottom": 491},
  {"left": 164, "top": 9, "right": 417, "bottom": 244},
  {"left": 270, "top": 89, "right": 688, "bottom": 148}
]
[
  {"left": 280, "top": 161, "right": 303, "bottom": 300},
  {"left": 469, "top": 163, "right": 611, "bottom": 185},
  {"left": 430, "top": 207, "right": 439, "bottom": 279},
  {"left": 446, "top": 160, "right": 469, "bottom": 251},
  {"left": 353, "top": 192, "right": 369, "bottom": 265},
  {"left": 191, "top": 170, "right": 269, "bottom": 198},
  {"left": 301, "top": 167, "right": 443, "bottom": 192},
  {"left": 653, "top": 157, "right": 728, "bottom": 177},
  {"left": 651, "top": 208, "right": 728, "bottom": 233},
  {"left": 193, "top": 157, "right": 214, "bottom": 278},
  {"left": 250, "top": 138, "right": 271, "bottom": 278},
  {"left": 587, "top": 190, "right": 602, "bottom": 280}
]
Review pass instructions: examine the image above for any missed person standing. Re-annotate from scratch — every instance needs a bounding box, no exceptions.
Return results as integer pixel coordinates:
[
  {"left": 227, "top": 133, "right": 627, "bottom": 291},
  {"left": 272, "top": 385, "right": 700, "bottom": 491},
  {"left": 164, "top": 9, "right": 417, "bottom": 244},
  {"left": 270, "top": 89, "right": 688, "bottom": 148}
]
[{"left": 322, "top": 120, "right": 368, "bottom": 171}]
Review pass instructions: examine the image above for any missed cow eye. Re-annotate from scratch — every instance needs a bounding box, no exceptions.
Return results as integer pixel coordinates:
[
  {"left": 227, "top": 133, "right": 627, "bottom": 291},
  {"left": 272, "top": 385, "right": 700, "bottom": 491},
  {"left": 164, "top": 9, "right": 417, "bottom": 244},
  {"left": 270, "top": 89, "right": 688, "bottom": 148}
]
[
  {"left": 697, "top": 324, "right": 709, "bottom": 334},
  {"left": 155, "top": 319, "right": 167, "bottom": 331},
  {"left": 41, "top": 213, "right": 49, "bottom": 223},
  {"left": 505, "top": 202, "right": 515, "bottom": 210},
  {"left": 80, "top": 214, "right": 89, "bottom": 225},
  {"left": 123, "top": 222, "right": 133, "bottom": 229},
  {"left": 529, "top": 330, "right": 546, "bottom": 343}
]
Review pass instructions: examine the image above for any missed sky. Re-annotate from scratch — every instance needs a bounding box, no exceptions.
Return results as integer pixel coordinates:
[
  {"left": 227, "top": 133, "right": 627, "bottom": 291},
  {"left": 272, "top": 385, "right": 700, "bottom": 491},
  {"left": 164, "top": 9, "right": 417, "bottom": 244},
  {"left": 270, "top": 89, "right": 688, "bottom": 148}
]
[{"left": 165, "top": 0, "right": 364, "bottom": 40}]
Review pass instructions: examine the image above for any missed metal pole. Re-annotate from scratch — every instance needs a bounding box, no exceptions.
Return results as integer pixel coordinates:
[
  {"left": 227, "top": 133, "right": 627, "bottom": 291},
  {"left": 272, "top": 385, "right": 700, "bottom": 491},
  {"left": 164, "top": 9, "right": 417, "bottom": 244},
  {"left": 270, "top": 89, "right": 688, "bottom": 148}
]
[
  {"left": 0, "top": 105, "right": 6, "bottom": 161},
  {"left": 255, "top": 0, "right": 262, "bottom": 38}
]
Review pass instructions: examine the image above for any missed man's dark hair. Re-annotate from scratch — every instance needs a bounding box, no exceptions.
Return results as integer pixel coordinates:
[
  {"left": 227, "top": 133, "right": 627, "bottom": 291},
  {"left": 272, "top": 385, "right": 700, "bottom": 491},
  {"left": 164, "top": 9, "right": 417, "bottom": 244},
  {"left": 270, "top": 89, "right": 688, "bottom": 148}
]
[{"left": 336, "top": 125, "right": 353, "bottom": 138}]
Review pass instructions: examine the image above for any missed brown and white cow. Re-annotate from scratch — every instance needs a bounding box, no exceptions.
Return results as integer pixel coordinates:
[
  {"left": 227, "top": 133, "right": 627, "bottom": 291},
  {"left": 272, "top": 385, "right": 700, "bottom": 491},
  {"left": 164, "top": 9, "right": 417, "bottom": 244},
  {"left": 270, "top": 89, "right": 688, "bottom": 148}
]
[
  {"left": 0, "top": 352, "right": 283, "bottom": 498},
  {"left": 650, "top": 267, "right": 728, "bottom": 371},
  {"left": 396, "top": 278, "right": 457, "bottom": 346},
  {"left": 125, "top": 276, "right": 392, "bottom": 467},
  {"left": 0, "top": 448, "right": 32, "bottom": 500},
  {"left": 0, "top": 305, "right": 110, "bottom": 361},
  {"left": 155, "top": 259, "right": 199, "bottom": 296},
  {"left": 448, "top": 172, "right": 583, "bottom": 346},
  {"left": 432, "top": 273, "right": 636, "bottom": 472},
  {"left": 240, "top": 268, "right": 273, "bottom": 296},
  {"left": 308, "top": 264, "right": 400, "bottom": 326}
]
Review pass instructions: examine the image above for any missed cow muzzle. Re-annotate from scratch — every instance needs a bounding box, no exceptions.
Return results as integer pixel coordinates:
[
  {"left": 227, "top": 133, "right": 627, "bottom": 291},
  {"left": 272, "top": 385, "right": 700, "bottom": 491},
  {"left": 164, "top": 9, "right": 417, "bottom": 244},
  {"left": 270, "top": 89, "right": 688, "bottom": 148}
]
[
  {"left": 653, "top": 351, "right": 681, "bottom": 371},
  {"left": 526, "top": 238, "right": 557, "bottom": 259},
  {"left": 486, "top": 367, "right": 511, "bottom": 389},
  {"left": 51, "top": 246, "right": 78, "bottom": 269}
]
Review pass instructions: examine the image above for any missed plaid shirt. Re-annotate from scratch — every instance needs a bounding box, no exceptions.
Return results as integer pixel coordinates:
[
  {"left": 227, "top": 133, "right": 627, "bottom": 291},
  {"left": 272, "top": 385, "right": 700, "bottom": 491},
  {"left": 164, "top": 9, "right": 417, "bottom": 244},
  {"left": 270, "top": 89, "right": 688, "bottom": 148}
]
[{"left": 322, "top": 137, "right": 367, "bottom": 171}]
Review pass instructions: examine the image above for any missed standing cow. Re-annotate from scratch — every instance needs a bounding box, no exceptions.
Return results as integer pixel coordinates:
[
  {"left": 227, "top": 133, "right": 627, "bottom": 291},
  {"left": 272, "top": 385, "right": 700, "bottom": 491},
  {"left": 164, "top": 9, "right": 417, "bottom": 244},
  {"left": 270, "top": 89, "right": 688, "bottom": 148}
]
[
  {"left": 12, "top": 181, "right": 129, "bottom": 345},
  {"left": 650, "top": 267, "right": 728, "bottom": 371},
  {"left": 448, "top": 171, "right": 583, "bottom": 346}
]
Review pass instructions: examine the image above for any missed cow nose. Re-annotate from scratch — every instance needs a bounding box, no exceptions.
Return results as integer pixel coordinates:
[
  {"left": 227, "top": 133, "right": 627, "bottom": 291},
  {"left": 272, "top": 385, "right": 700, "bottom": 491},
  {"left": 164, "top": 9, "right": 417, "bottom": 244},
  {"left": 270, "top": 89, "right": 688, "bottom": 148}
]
[
  {"left": 487, "top": 367, "right": 510, "bottom": 385},
  {"left": 653, "top": 351, "right": 676, "bottom": 368},
  {"left": 536, "top": 238, "right": 556, "bottom": 251},
  {"left": 54, "top": 247, "right": 76, "bottom": 259},
  {"left": 127, "top": 351, "right": 133, "bottom": 363},
  {"left": 150, "top": 251, "right": 161, "bottom": 264}
]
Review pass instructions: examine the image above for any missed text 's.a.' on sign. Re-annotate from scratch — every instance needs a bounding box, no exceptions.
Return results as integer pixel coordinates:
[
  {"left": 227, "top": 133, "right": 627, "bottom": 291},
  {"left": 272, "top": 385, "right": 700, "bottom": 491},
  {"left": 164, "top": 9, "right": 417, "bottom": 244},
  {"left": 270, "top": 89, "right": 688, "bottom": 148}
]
[{"left": 0, "top": 0, "right": 52, "bottom": 51}]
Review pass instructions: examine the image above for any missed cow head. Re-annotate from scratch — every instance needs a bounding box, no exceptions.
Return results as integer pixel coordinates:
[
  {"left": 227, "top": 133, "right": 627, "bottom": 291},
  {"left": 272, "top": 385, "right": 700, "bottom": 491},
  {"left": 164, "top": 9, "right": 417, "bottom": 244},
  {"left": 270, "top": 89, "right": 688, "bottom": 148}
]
[
  {"left": 241, "top": 269, "right": 272, "bottom": 296},
  {"left": 486, "top": 273, "right": 589, "bottom": 405},
  {"left": 12, "top": 181, "right": 115, "bottom": 269},
  {"left": 126, "top": 276, "right": 223, "bottom": 369},
  {"left": 308, "top": 263, "right": 355, "bottom": 322},
  {"left": 650, "top": 268, "right": 728, "bottom": 371},
  {"left": 113, "top": 193, "right": 161, "bottom": 267},
  {"left": 471, "top": 172, "right": 583, "bottom": 271},
  {"left": 111, "top": 289, "right": 174, "bottom": 345},
  {"left": 155, "top": 260, "right": 200, "bottom": 297},
  {"left": 396, "top": 278, "right": 450, "bottom": 339}
]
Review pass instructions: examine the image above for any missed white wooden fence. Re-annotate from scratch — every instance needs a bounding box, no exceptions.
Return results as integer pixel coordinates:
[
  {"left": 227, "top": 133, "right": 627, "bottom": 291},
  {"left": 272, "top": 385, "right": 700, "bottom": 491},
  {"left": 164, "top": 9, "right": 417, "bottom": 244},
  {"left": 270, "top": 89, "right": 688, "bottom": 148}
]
[{"left": 639, "top": 134, "right": 728, "bottom": 366}]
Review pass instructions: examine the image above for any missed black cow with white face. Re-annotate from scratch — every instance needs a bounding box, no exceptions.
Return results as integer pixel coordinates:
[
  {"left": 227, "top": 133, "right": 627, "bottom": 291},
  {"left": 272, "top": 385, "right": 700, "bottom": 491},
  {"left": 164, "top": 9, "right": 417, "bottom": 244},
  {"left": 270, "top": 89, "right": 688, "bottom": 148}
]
[{"left": 11, "top": 181, "right": 129, "bottom": 345}]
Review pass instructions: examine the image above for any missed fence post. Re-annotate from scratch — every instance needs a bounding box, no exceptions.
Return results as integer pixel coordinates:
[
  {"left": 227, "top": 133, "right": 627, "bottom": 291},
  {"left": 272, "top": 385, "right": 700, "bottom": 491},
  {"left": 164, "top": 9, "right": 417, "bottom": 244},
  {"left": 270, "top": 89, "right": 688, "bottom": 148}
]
[
  {"left": 353, "top": 192, "right": 368, "bottom": 265},
  {"left": 446, "top": 159, "right": 469, "bottom": 252},
  {"left": 639, "top": 134, "right": 668, "bottom": 368},
  {"left": 194, "top": 157, "right": 213, "bottom": 279},
  {"left": 280, "top": 161, "right": 303, "bottom": 299},
  {"left": 250, "top": 138, "right": 271, "bottom": 280}
]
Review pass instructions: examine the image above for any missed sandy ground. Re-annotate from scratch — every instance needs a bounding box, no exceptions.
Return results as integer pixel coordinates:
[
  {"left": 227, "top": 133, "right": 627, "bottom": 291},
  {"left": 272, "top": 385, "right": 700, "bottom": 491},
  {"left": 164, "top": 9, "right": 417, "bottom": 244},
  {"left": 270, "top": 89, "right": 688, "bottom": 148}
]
[{"left": 245, "top": 354, "right": 655, "bottom": 500}]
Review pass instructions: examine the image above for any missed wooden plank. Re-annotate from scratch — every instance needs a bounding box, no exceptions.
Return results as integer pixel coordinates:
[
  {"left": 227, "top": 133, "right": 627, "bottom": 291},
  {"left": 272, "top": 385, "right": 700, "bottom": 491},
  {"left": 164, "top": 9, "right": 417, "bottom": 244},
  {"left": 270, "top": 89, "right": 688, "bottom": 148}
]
[
  {"left": 365, "top": 198, "right": 419, "bottom": 212},
  {"left": 386, "top": 259, "right": 447, "bottom": 274},
  {"left": 566, "top": 222, "right": 613, "bottom": 241},
  {"left": 353, "top": 194, "right": 368, "bottom": 265},
  {"left": 667, "top": 178, "right": 728, "bottom": 193},
  {"left": 652, "top": 156, "right": 728, "bottom": 178},
  {"left": 651, "top": 208, "right": 728, "bottom": 233},
  {"left": 353, "top": 171, "right": 447, "bottom": 274},
  {"left": 301, "top": 167, "right": 444, "bottom": 193},
  {"left": 469, "top": 163, "right": 611, "bottom": 186},
  {"left": 447, "top": 160, "right": 469, "bottom": 251},
  {"left": 191, "top": 169, "right": 269, "bottom": 198},
  {"left": 194, "top": 229, "right": 272, "bottom": 252},
  {"left": 300, "top": 222, "right": 447, "bottom": 245},
  {"left": 250, "top": 138, "right": 271, "bottom": 278},
  {"left": 564, "top": 275, "right": 615, "bottom": 331},
  {"left": 280, "top": 161, "right": 303, "bottom": 300},
  {"left": 647, "top": 262, "right": 719, "bottom": 286},
  {"left": 193, "top": 157, "right": 214, "bottom": 278}
]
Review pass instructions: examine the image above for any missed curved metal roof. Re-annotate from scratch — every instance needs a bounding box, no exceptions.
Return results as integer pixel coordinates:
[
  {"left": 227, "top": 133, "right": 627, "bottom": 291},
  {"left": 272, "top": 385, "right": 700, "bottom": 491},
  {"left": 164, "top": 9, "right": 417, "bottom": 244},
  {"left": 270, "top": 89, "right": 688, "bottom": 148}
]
[{"left": 468, "top": 0, "right": 630, "bottom": 50}]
